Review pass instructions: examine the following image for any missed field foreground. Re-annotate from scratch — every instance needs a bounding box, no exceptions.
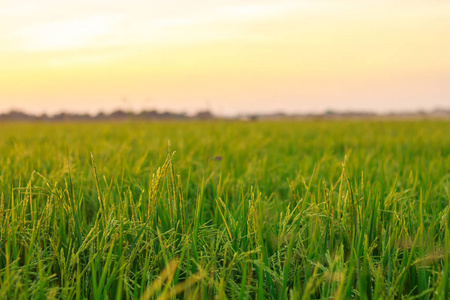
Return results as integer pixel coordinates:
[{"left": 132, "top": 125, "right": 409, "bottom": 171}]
[{"left": 0, "top": 120, "right": 449, "bottom": 299}]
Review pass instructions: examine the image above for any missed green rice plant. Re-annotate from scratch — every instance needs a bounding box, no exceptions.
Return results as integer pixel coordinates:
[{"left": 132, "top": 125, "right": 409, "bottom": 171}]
[{"left": 0, "top": 120, "right": 449, "bottom": 299}]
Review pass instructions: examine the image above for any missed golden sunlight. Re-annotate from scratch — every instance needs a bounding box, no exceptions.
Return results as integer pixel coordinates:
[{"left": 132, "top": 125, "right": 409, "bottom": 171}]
[{"left": 0, "top": 0, "right": 449, "bottom": 115}]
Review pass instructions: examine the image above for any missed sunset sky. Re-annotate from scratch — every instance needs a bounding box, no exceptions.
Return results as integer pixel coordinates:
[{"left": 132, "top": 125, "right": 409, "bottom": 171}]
[{"left": 1, "top": 0, "right": 449, "bottom": 115}]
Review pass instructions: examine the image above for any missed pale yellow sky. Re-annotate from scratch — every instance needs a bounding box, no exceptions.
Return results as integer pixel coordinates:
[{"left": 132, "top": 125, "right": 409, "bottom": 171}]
[{"left": 1, "top": 0, "right": 449, "bottom": 115}]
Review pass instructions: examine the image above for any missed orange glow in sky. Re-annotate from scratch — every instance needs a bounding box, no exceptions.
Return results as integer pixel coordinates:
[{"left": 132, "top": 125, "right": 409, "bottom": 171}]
[{"left": 1, "top": 0, "right": 449, "bottom": 115}]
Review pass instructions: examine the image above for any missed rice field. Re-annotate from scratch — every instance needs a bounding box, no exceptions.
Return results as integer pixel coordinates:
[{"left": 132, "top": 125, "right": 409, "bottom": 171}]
[{"left": 0, "top": 120, "right": 449, "bottom": 299}]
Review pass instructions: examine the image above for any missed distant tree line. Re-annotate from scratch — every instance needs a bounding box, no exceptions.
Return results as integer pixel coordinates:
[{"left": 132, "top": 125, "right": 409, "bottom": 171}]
[
  {"left": 0, "top": 109, "right": 215, "bottom": 122},
  {"left": 0, "top": 108, "right": 449, "bottom": 122}
]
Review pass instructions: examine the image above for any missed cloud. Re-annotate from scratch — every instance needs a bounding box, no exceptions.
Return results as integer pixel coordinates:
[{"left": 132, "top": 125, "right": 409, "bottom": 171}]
[{"left": 12, "top": 14, "right": 123, "bottom": 52}]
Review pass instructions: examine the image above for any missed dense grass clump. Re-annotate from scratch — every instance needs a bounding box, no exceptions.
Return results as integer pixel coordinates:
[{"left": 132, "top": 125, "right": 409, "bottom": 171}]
[{"left": 0, "top": 120, "right": 449, "bottom": 299}]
